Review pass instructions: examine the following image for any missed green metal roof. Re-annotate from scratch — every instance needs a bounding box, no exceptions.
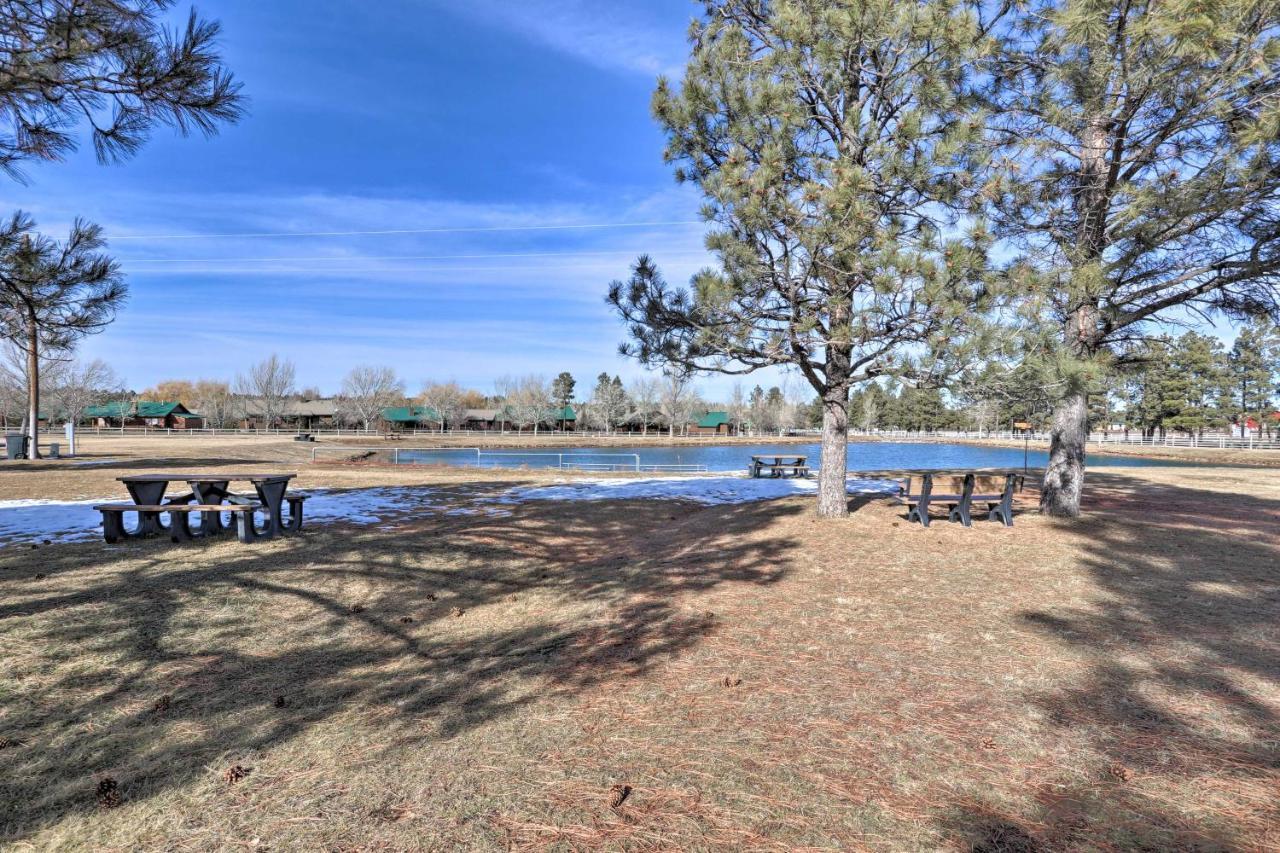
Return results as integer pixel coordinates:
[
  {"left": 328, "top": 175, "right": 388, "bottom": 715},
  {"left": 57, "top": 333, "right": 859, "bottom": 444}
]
[
  {"left": 697, "top": 411, "right": 731, "bottom": 428},
  {"left": 84, "top": 401, "right": 197, "bottom": 418},
  {"left": 381, "top": 405, "right": 440, "bottom": 423},
  {"left": 556, "top": 405, "right": 576, "bottom": 421}
]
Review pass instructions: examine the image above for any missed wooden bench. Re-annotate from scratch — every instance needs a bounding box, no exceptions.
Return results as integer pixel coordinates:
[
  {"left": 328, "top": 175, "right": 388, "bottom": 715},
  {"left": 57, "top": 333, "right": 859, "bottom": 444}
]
[
  {"left": 381, "top": 432, "right": 403, "bottom": 441},
  {"left": 94, "top": 503, "right": 264, "bottom": 544},
  {"left": 292, "top": 433, "right": 315, "bottom": 442},
  {"left": 898, "top": 473, "right": 1017, "bottom": 528}
]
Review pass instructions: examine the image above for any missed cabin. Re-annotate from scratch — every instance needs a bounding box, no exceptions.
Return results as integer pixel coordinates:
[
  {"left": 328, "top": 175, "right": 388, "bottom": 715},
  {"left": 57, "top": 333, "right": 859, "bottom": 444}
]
[
  {"left": 554, "top": 405, "right": 576, "bottom": 431},
  {"left": 691, "top": 410, "right": 736, "bottom": 436},
  {"left": 381, "top": 405, "right": 442, "bottom": 431},
  {"left": 84, "top": 401, "right": 204, "bottom": 429}
]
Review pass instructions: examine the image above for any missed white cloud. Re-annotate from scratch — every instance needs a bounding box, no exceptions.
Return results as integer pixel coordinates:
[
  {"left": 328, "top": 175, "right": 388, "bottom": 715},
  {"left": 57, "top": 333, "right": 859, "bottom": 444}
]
[{"left": 442, "top": 0, "right": 688, "bottom": 78}]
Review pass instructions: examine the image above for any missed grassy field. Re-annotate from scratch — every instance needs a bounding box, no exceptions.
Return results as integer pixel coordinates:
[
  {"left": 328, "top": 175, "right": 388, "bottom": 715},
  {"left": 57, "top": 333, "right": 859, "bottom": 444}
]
[{"left": 2, "top": 436, "right": 1278, "bottom": 850}]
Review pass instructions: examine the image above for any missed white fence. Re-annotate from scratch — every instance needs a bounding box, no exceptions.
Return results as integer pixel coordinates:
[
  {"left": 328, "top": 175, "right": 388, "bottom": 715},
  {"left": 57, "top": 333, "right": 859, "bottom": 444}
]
[
  {"left": 310, "top": 446, "right": 709, "bottom": 473},
  {"left": 854, "top": 429, "right": 1280, "bottom": 450}
]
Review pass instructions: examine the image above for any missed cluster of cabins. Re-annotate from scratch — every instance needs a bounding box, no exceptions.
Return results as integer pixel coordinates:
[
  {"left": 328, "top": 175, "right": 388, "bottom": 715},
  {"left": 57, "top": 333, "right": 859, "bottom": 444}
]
[{"left": 78, "top": 400, "right": 742, "bottom": 435}]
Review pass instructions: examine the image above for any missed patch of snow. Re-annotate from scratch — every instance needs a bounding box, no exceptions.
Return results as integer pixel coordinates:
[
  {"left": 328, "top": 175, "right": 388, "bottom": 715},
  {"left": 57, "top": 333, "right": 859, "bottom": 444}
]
[
  {"left": 496, "top": 475, "right": 898, "bottom": 506},
  {"left": 0, "top": 497, "right": 106, "bottom": 544},
  {"left": 0, "top": 486, "right": 443, "bottom": 546}
]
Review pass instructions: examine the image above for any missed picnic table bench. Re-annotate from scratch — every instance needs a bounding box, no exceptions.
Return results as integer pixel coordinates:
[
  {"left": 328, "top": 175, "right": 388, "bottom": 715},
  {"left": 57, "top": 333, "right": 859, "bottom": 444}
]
[
  {"left": 382, "top": 432, "right": 403, "bottom": 441},
  {"left": 748, "top": 454, "right": 810, "bottom": 478},
  {"left": 293, "top": 433, "right": 315, "bottom": 442},
  {"left": 95, "top": 473, "right": 305, "bottom": 544},
  {"left": 896, "top": 471, "right": 1020, "bottom": 528}
]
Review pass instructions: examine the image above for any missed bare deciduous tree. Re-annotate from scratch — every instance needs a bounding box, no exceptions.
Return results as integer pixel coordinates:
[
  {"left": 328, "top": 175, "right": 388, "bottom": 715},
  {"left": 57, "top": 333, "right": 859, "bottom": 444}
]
[
  {"left": 193, "top": 379, "right": 235, "bottom": 429},
  {"left": 46, "top": 357, "right": 121, "bottom": 453},
  {"left": 338, "top": 366, "right": 404, "bottom": 431},
  {"left": 656, "top": 372, "right": 697, "bottom": 438},
  {"left": 419, "top": 381, "right": 467, "bottom": 432},
  {"left": 234, "top": 354, "right": 295, "bottom": 429}
]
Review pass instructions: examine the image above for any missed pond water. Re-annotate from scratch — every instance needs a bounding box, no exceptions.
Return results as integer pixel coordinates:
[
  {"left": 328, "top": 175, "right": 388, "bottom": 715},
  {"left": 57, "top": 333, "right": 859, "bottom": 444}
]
[{"left": 395, "top": 440, "right": 1209, "bottom": 473}]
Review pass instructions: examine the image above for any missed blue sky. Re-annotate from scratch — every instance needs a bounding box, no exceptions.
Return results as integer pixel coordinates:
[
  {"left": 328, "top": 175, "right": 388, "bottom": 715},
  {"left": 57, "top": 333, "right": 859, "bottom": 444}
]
[{"left": 6, "top": 0, "right": 760, "bottom": 397}]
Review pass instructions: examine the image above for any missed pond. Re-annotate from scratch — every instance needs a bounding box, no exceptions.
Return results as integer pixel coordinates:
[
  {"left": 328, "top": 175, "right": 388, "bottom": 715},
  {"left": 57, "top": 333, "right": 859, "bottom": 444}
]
[{"left": 394, "top": 440, "right": 1210, "bottom": 473}]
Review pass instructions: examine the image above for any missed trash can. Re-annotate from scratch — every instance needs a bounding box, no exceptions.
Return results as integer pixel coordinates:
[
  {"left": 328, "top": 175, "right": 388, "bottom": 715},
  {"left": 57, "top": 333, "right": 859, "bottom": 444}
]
[
  {"left": 4, "top": 433, "right": 29, "bottom": 460},
  {"left": 48, "top": 442, "right": 60, "bottom": 459}
]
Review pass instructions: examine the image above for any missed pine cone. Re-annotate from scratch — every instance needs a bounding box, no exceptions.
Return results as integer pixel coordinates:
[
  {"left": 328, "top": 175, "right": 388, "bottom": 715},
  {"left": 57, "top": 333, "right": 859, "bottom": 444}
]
[
  {"left": 721, "top": 676, "right": 742, "bottom": 688},
  {"left": 273, "top": 696, "right": 288, "bottom": 708},
  {"left": 350, "top": 604, "right": 366, "bottom": 614},
  {"left": 1108, "top": 764, "right": 1131, "bottom": 782},
  {"left": 980, "top": 737, "right": 996, "bottom": 750},
  {"left": 152, "top": 695, "right": 172, "bottom": 713},
  {"left": 425, "top": 593, "right": 437, "bottom": 601},
  {"left": 224, "top": 765, "right": 252, "bottom": 784},
  {"left": 608, "top": 784, "right": 631, "bottom": 809},
  {"left": 0, "top": 737, "right": 24, "bottom": 750},
  {"left": 399, "top": 616, "right": 414, "bottom": 624},
  {"left": 450, "top": 607, "right": 465, "bottom": 618},
  {"left": 96, "top": 778, "right": 122, "bottom": 808}
]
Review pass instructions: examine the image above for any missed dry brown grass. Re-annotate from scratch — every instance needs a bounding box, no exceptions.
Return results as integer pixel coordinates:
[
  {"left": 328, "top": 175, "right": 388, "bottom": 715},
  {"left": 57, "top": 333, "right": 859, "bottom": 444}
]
[{"left": 1, "top": 438, "right": 1278, "bottom": 850}]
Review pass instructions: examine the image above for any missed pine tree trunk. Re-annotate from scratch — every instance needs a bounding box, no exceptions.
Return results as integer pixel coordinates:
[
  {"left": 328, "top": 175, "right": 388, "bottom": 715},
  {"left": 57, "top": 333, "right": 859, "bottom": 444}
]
[
  {"left": 25, "top": 322, "right": 40, "bottom": 460},
  {"left": 1041, "top": 389, "right": 1087, "bottom": 517},
  {"left": 816, "top": 387, "right": 850, "bottom": 518}
]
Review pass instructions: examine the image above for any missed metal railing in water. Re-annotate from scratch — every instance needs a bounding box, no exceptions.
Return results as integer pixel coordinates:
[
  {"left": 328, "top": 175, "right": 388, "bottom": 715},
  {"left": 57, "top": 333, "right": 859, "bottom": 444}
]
[{"left": 310, "top": 446, "right": 708, "bottom": 473}]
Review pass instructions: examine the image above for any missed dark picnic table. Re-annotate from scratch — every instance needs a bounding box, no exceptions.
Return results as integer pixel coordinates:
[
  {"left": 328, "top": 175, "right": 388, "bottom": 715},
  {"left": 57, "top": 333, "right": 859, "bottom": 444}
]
[
  {"left": 116, "top": 472, "right": 300, "bottom": 539},
  {"left": 749, "top": 454, "right": 810, "bottom": 478}
]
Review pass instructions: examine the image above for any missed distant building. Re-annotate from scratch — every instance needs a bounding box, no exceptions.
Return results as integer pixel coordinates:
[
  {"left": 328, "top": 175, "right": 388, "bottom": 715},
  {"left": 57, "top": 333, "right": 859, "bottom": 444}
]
[
  {"left": 692, "top": 411, "right": 735, "bottom": 436},
  {"left": 381, "top": 405, "right": 441, "bottom": 431},
  {"left": 84, "top": 401, "right": 204, "bottom": 429}
]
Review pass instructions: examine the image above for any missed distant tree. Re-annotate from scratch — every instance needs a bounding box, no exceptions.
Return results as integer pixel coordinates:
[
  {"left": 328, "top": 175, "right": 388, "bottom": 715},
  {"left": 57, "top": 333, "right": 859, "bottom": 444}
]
[
  {"left": 46, "top": 357, "right": 121, "bottom": 452},
  {"left": 587, "top": 372, "right": 628, "bottom": 432},
  {"left": 1227, "top": 319, "right": 1279, "bottom": 437},
  {"left": 497, "top": 375, "right": 555, "bottom": 435},
  {"left": 297, "top": 385, "right": 323, "bottom": 401},
  {"left": 983, "top": 0, "right": 1280, "bottom": 516},
  {"left": 726, "top": 382, "right": 747, "bottom": 435},
  {"left": 419, "top": 381, "right": 467, "bottom": 432},
  {"left": 1162, "top": 333, "right": 1231, "bottom": 438},
  {"left": 551, "top": 372, "right": 576, "bottom": 411},
  {"left": 338, "top": 366, "right": 403, "bottom": 431},
  {"left": 609, "top": 1, "right": 995, "bottom": 517},
  {"left": 656, "top": 371, "right": 696, "bottom": 438},
  {"left": 234, "top": 354, "right": 295, "bottom": 429},
  {"left": 0, "top": 212, "right": 124, "bottom": 457},
  {"left": 627, "top": 376, "right": 661, "bottom": 434},
  {"left": 0, "top": 0, "right": 243, "bottom": 180},
  {"left": 144, "top": 379, "right": 198, "bottom": 405},
  {"left": 192, "top": 379, "right": 235, "bottom": 428}
]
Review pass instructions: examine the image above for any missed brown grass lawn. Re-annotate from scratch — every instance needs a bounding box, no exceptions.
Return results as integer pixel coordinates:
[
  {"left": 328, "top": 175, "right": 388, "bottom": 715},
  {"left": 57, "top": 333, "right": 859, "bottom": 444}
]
[{"left": 1, "top": 437, "right": 1279, "bottom": 850}]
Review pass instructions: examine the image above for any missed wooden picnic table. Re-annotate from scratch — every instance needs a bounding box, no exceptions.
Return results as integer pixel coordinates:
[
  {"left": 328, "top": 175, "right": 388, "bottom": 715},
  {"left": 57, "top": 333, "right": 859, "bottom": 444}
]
[
  {"left": 116, "top": 473, "right": 299, "bottom": 538},
  {"left": 749, "top": 454, "right": 810, "bottom": 478}
]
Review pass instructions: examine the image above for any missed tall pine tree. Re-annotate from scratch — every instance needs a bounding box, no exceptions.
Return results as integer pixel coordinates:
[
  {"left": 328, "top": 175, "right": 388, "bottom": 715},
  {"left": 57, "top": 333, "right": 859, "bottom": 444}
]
[{"left": 609, "top": 0, "right": 996, "bottom": 517}]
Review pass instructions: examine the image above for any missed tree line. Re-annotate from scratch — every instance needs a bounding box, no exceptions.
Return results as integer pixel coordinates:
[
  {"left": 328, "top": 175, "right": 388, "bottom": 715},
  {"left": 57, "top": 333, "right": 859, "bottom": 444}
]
[{"left": 608, "top": 0, "right": 1280, "bottom": 517}]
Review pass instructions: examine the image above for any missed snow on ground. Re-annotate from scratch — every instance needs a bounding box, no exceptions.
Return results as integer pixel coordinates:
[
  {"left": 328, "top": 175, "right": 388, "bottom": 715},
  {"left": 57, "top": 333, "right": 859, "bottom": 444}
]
[
  {"left": 0, "top": 475, "right": 899, "bottom": 545},
  {"left": 496, "top": 475, "right": 899, "bottom": 505}
]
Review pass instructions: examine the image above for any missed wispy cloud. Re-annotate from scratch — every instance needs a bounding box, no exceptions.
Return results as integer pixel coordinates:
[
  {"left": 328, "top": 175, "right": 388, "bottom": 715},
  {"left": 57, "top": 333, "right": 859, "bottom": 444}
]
[{"left": 440, "top": 0, "right": 688, "bottom": 78}]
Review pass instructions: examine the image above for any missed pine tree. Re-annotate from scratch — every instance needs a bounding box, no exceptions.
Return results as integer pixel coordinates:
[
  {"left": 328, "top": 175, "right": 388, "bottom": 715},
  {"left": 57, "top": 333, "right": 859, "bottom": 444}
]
[
  {"left": 0, "top": 213, "right": 124, "bottom": 458},
  {"left": 983, "top": 0, "right": 1280, "bottom": 515},
  {"left": 609, "top": 0, "right": 996, "bottom": 517},
  {"left": 1227, "top": 319, "right": 1279, "bottom": 436},
  {"left": 551, "top": 372, "right": 576, "bottom": 411},
  {"left": 0, "top": 1, "right": 244, "bottom": 178}
]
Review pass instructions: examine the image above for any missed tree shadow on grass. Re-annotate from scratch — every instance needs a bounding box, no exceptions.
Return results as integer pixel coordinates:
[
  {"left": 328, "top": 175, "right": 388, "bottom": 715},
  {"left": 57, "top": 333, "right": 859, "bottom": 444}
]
[
  {"left": 940, "top": 472, "right": 1280, "bottom": 850},
  {"left": 0, "top": 486, "right": 800, "bottom": 842}
]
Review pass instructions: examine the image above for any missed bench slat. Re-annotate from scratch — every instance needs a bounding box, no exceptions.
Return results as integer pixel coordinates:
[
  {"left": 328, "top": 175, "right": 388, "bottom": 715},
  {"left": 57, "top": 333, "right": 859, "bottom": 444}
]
[{"left": 94, "top": 503, "right": 261, "bottom": 512}]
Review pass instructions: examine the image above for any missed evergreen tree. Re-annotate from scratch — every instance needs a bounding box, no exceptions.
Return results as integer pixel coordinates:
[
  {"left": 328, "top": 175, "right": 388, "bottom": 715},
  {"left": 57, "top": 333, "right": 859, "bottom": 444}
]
[
  {"left": 551, "top": 372, "right": 576, "bottom": 410},
  {"left": 1162, "top": 333, "right": 1230, "bottom": 437},
  {"left": 0, "top": 213, "right": 124, "bottom": 458},
  {"left": 1227, "top": 319, "right": 1279, "bottom": 436},
  {"left": 609, "top": 0, "right": 996, "bottom": 517},
  {"left": 0, "top": 1, "right": 244, "bottom": 178},
  {"left": 983, "top": 0, "right": 1280, "bottom": 515}
]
